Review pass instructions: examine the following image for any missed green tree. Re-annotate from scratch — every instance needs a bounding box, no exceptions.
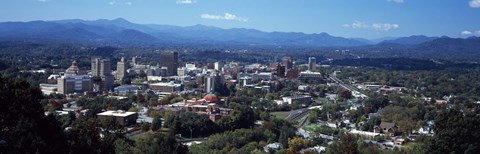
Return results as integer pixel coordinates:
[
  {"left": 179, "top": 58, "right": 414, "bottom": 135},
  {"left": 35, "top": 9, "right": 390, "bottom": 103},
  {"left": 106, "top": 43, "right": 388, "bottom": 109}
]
[
  {"left": 114, "top": 139, "right": 134, "bottom": 154},
  {"left": 426, "top": 109, "right": 480, "bottom": 153},
  {"left": 327, "top": 134, "right": 359, "bottom": 154},
  {"left": 218, "top": 105, "right": 256, "bottom": 131},
  {"left": 66, "top": 117, "right": 102, "bottom": 153},
  {"left": 278, "top": 126, "right": 294, "bottom": 148},
  {"left": 178, "top": 112, "right": 217, "bottom": 138},
  {"left": 151, "top": 117, "right": 162, "bottom": 131},
  {"left": 338, "top": 90, "right": 353, "bottom": 100},
  {"left": 308, "top": 108, "right": 320, "bottom": 123},
  {"left": 0, "top": 75, "right": 68, "bottom": 153},
  {"left": 133, "top": 132, "right": 187, "bottom": 154}
]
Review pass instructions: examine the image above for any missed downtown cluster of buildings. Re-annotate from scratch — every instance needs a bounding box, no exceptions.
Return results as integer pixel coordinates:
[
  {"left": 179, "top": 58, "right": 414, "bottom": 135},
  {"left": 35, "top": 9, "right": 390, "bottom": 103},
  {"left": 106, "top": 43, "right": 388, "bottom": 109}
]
[
  {"left": 41, "top": 52, "right": 322, "bottom": 123},
  {"left": 42, "top": 52, "right": 179, "bottom": 96}
]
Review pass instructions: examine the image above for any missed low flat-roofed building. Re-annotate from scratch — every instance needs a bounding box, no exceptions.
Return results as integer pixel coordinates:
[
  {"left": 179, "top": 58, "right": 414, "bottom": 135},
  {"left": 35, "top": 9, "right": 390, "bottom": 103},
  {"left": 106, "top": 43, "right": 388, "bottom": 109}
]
[
  {"left": 114, "top": 85, "right": 143, "bottom": 95},
  {"left": 298, "top": 70, "right": 323, "bottom": 82},
  {"left": 97, "top": 110, "right": 138, "bottom": 126},
  {"left": 40, "top": 83, "right": 58, "bottom": 95},
  {"left": 147, "top": 76, "right": 163, "bottom": 82},
  {"left": 282, "top": 95, "right": 312, "bottom": 105},
  {"left": 149, "top": 82, "right": 183, "bottom": 92}
]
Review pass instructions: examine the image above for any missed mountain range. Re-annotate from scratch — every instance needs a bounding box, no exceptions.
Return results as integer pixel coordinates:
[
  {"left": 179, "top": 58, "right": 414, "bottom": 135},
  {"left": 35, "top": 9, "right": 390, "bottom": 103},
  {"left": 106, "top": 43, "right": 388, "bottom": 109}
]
[{"left": 0, "top": 18, "right": 459, "bottom": 47}]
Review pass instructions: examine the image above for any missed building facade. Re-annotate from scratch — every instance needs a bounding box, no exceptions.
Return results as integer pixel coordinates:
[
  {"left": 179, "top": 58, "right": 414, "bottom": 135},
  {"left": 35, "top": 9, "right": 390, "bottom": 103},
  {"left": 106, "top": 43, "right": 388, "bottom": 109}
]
[
  {"left": 308, "top": 57, "right": 316, "bottom": 71},
  {"left": 116, "top": 57, "right": 127, "bottom": 80},
  {"left": 149, "top": 82, "right": 183, "bottom": 92},
  {"left": 57, "top": 60, "right": 92, "bottom": 94},
  {"left": 160, "top": 51, "right": 178, "bottom": 76},
  {"left": 92, "top": 58, "right": 114, "bottom": 91},
  {"left": 58, "top": 75, "right": 93, "bottom": 94}
]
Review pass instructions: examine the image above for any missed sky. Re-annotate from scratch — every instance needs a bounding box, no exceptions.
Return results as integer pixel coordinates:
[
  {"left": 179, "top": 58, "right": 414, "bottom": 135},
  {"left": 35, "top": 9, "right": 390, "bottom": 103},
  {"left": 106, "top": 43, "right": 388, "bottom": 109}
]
[{"left": 1, "top": 0, "right": 480, "bottom": 39}]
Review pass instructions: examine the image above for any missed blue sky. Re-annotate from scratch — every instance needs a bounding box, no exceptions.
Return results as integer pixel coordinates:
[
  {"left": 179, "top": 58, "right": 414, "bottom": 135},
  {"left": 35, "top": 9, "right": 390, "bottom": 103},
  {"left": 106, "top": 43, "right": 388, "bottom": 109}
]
[{"left": 1, "top": 0, "right": 480, "bottom": 39}]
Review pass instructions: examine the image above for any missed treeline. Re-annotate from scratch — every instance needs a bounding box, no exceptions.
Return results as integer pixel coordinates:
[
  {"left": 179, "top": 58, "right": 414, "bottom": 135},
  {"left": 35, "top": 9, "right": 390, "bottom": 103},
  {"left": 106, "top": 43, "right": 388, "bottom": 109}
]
[
  {"left": 324, "top": 58, "right": 480, "bottom": 70},
  {"left": 336, "top": 67, "right": 480, "bottom": 100}
]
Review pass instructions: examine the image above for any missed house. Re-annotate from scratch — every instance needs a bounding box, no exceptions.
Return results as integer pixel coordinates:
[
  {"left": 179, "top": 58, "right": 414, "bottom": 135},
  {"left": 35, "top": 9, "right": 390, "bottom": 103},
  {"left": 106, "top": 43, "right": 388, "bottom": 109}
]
[
  {"left": 263, "top": 142, "right": 282, "bottom": 153},
  {"left": 394, "top": 139, "right": 405, "bottom": 145},
  {"left": 326, "top": 121, "right": 338, "bottom": 128},
  {"left": 415, "top": 120, "right": 434, "bottom": 135},
  {"left": 349, "top": 103, "right": 363, "bottom": 110},
  {"left": 300, "top": 146, "right": 326, "bottom": 154},
  {"left": 374, "top": 122, "right": 398, "bottom": 136}
]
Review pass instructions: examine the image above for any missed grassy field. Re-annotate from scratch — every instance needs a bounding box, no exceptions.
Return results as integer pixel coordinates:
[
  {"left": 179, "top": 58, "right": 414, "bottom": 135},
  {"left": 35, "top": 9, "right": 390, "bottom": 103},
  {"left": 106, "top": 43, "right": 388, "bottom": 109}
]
[
  {"left": 304, "top": 123, "right": 323, "bottom": 132},
  {"left": 271, "top": 111, "right": 290, "bottom": 119},
  {"left": 129, "top": 131, "right": 149, "bottom": 141}
]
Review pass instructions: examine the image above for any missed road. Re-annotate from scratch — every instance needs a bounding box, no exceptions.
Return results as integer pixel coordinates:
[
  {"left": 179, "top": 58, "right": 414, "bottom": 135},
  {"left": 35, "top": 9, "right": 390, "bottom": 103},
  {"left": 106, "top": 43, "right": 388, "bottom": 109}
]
[{"left": 330, "top": 71, "right": 369, "bottom": 99}]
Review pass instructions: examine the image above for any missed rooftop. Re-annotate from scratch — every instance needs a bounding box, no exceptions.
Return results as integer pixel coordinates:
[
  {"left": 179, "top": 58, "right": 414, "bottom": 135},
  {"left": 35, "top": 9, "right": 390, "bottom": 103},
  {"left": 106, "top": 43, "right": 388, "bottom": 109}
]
[
  {"left": 300, "top": 70, "right": 321, "bottom": 75},
  {"left": 97, "top": 110, "right": 137, "bottom": 117},
  {"left": 149, "top": 82, "right": 182, "bottom": 87}
]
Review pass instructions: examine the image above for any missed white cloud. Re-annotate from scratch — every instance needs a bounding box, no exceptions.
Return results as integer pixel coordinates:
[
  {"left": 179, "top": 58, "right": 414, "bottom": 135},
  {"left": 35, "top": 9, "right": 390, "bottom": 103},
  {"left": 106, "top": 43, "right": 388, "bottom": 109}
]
[
  {"left": 461, "top": 30, "right": 480, "bottom": 36},
  {"left": 387, "top": 0, "right": 404, "bottom": 3},
  {"left": 36, "top": 0, "right": 48, "bottom": 2},
  {"left": 200, "top": 13, "right": 248, "bottom": 22},
  {"left": 177, "top": 0, "right": 196, "bottom": 4},
  {"left": 461, "top": 30, "right": 473, "bottom": 36},
  {"left": 343, "top": 21, "right": 399, "bottom": 31},
  {"left": 470, "top": 0, "right": 480, "bottom": 8},
  {"left": 372, "top": 23, "right": 400, "bottom": 31},
  {"left": 108, "top": 1, "right": 132, "bottom": 6}
]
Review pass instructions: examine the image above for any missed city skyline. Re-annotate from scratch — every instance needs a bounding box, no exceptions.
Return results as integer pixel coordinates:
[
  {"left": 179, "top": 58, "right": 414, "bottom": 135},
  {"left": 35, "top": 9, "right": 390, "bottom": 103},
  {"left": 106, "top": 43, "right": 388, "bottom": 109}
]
[{"left": 1, "top": 0, "right": 479, "bottom": 39}]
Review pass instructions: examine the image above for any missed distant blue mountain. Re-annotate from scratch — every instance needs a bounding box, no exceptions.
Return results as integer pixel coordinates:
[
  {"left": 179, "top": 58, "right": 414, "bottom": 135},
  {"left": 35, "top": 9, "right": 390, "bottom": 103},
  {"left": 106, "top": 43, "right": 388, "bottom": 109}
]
[
  {"left": 0, "top": 18, "right": 369, "bottom": 47},
  {"left": 380, "top": 35, "right": 438, "bottom": 45},
  {"left": 0, "top": 18, "right": 475, "bottom": 50}
]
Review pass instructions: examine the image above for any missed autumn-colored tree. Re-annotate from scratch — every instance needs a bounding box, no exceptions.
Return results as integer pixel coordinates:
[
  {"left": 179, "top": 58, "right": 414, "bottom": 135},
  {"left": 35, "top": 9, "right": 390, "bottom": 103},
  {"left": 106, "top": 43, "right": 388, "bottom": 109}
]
[
  {"left": 327, "top": 134, "right": 359, "bottom": 154},
  {"left": 287, "top": 137, "right": 308, "bottom": 154}
]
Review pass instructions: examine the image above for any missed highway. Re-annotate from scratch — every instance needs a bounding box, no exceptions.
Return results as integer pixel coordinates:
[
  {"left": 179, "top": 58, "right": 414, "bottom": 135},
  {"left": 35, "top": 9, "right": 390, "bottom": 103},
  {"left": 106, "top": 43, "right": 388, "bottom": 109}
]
[{"left": 330, "top": 71, "right": 369, "bottom": 99}]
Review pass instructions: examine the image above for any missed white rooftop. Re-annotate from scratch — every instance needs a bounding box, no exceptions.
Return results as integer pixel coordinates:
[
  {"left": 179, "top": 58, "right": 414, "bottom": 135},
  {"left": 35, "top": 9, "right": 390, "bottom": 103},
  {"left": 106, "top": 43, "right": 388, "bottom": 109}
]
[
  {"left": 300, "top": 70, "right": 321, "bottom": 74},
  {"left": 97, "top": 110, "right": 137, "bottom": 117},
  {"left": 149, "top": 82, "right": 181, "bottom": 87}
]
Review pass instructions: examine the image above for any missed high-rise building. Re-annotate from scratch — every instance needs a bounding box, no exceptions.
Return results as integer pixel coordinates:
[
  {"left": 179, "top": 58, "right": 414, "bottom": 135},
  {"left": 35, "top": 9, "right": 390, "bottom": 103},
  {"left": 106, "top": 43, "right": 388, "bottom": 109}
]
[
  {"left": 207, "top": 63, "right": 215, "bottom": 70},
  {"left": 308, "top": 57, "right": 316, "bottom": 71},
  {"left": 276, "top": 64, "right": 286, "bottom": 78},
  {"left": 286, "top": 67, "right": 299, "bottom": 80},
  {"left": 116, "top": 57, "right": 127, "bottom": 80},
  {"left": 160, "top": 51, "right": 178, "bottom": 76},
  {"left": 132, "top": 56, "right": 140, "bottom": 66},
  {"left": 100, "top": 59, "right": 111, "bottom": 76},
  {"left": 214, "top": 62, "right": 222, "bottom": 71},
  {"left": 204, "top": 73, "right": 224, "bottom": 93},
  {"left": 205, "top": 75, "right": 216, "bottom": 94},
  {"left": 92, "top": 58, "right": 114, "bottom": 91},
  {"left": 92, "top": 58, "right": 101, "bottom": 77},
  {"left": 282, "top": 56, "right": 293, "bottom": 69}
]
